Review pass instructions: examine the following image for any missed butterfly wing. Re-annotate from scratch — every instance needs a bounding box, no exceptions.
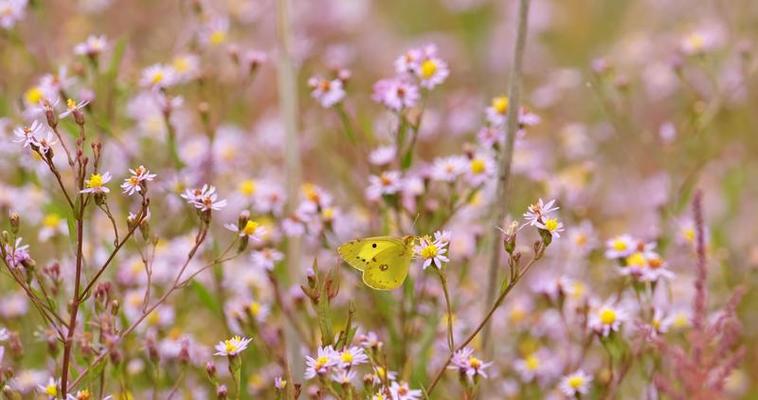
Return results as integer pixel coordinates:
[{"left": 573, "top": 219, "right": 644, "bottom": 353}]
[
  {"left": 361, "top": 239, "right": 414, "bottom": 290},
  {"left": 337, "top": 237, "right": 405, "bottom": 272}
]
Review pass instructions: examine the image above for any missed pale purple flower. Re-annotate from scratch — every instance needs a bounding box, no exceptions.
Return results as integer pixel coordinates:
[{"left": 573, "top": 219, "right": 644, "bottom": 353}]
[
  {"left": 304, "top": 346, "right": 338, "bottom": 380},
  {"left": 308, "top": 76, "right": 346, "bottom": 108},
  {"left": 4, "top": 237, "right": 30, "bottom": 268},
  {"left": 558, "top": 369, "right": 593, "bottom": 397},
  {"left": 337, "top": 346, "right": 369, "bottom": 369},
  {"left": 181, "top": 184, "right": 227, "bottom": 211},
  {"left": 74, "top": 34, "right": 108, "bottom": 56},
  {"left": 214, "top": 336, "right": 252, "bottom": 356},
  {"left": 390, "top": 381, "right": 422, "bottom": 400},
  {"left": 414, "top": 232, "right": 450, "bottom": 269},
  {"left": 523, "top": 198, "right": 559, "bottom": 226},
  {"left": 251, "top": 248, "right": 284, "bottom": 271},
  {"left": 366, "top": 170, "right": 402, "bottom": 200},
  {"left": 449, "top": 347, "right": 491, "bottom": 380},
  {"left": 372, "top": 78, "right": 419, "bottom": 111},
  {"left": 80, "top": 172, "right": 112, "bottom": 194},
  {"left": 369, "top": 145, "right": 397, "bottom": 166}
]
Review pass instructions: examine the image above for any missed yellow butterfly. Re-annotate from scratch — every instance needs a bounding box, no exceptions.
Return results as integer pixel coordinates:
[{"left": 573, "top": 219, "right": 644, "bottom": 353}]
[{"left": 337, "top": 236, "right": 416, "bottom": 290}]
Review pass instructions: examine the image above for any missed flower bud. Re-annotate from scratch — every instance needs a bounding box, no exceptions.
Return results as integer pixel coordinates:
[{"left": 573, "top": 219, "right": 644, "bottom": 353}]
[
  {"left": 8, "top": 212, "right": 19, "bottom": 234},
  {"left": 216, "top": 384, "right": 228, "bottom": 400}
]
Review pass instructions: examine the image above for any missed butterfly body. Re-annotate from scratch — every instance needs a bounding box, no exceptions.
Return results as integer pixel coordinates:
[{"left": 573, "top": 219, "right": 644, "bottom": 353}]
[{"left": 337, "top": 236, "right": 416, "bottom": 290}]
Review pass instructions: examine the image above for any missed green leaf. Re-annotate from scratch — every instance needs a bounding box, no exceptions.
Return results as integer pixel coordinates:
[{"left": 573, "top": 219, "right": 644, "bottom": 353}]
[{"left": 190, "top": 280, "right": 222, "bottom": 315}]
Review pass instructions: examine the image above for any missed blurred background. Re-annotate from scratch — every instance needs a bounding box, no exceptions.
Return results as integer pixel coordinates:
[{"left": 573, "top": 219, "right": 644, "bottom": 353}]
[{"left": 1, "top": 0, "right": 758, "bottom": 398}]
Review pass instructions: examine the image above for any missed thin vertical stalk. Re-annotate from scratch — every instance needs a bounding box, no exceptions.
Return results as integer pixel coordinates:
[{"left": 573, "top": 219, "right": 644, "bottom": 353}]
[
  {"left": 276, "top": 0, "right": 303, "bottom": 386},
  {"left": 481, "top": 0, "right": 531, "bottom": 350}
]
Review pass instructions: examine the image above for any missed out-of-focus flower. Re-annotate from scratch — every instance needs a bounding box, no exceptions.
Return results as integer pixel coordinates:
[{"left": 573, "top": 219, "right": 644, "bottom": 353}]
[
  {"left": 369, "top": 145, "right": 396, "bottom": 166},
  {"left": 449, "top": 347, "right": 491, "bottom": 380},
  {"left": 604, "top": 234, "right": 636, "bottom": 259},
  {"left": 366, "top": 170, "right": 402, "bottom": 200},
  {"left": 558, "top": 370, "right": 592, "bottom": 397},
  {"left": 199, "top": 17, "right": 229, "bottom": 46},
  {"left": 225, "top": 219, "right": 265, "bottom": 241},
  {"left": 414, "top": 231, "right": 450, "bottom": 270},
  {"left": 0, "top": 0, "right": 27, "bottom": 30},
  {"left": 59, "top": 98, "right": 90, "bottom": 119},
  {"left": 465, "top": 153, "right": 495, "bottom": 186},
  {"left": 213, "top": 336, "right": 252, "bottom": 356},
  {"left": 389, "top": 381, "right": 422, "bottom": 400},
  {"left": 308, "top": 76, "right": 346, "bottom": 108},
  {"left": 171, "top": 53, "right": 200, "bottom": 82},
  {"left": 250, "top": 248, "right": 284, "bottom": 271},
  {"left": 140, "top": 64, "right": 177, "bottom": 89},
  {"left": 181, "top": 185, "right": 227, "bottom": 212},
  {"left": 39, "top": 212, "right": 68, "bottom": 241},
  {"left": 81, "top": 172, "right": 112, "bottom": 194},
  {"left": 74, "top": 34, "right": 108, "bottom": 57},
  {"left": 372, "top": 79, "right": 419, "bottom": 111},
  {"left": 590, "top": 303, "right": 626, "bottom": 337},
  {"left": 431, "top": 155, "right": 467, "bottom": 182},
  {"left": 331, "top": 369, "right": 357, "bottom": 384},
  {"left": 486, "top": 96, "right": 509, "bottom": 126},
  {"left": 37, "top": 377, "right": 59, "bottom": 399}
]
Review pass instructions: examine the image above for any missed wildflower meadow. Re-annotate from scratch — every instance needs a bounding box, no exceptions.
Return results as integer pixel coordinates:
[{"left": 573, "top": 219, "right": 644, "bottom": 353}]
[{"left": 1, "top": 0, "right": 757, "bottom": 399}]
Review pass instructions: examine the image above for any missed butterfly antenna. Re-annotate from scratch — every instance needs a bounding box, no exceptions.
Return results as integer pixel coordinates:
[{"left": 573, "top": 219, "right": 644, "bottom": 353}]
[{"left": 411, "top": 213, "right": 420, "bottom": 234}]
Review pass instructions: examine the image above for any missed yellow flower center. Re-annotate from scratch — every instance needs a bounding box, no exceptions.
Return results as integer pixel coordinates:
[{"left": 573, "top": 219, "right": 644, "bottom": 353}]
[
  {"left": 492, "top": 96, "right": 509, "bottom": 114},
  {"left": 420, "top": 59, "right": 438, "bottom": 79},
  {"left": 420, "top": 244, "right": 438, "bottom": 259},
  {"left": 625, "top": 252, "right": 646, "bottom": 267},
  {"left": 682, "top": 228, "right": 695, "bottom": 243},
  {"left": 209, "top": 30, "right": 226, "bottom": 45},
  {"left": 249, "top": 301, "right": 261, "bottom": 317},
  {"left": 173, "top": 56, "right": 190, "bottom": 72},
  {"left": 43, "top": 213, "right": 61, "bottom": 228},
  {"left": 25, "top": 86, "right": 44, "bottom": 105},
  {"left": 510, "top": 307, "right": 526, "bottom": 323},
  {"left": 340, "top": 351, "right": 353, "bottom": 363},
  {"left": 468, "top": 357, "right": 482, "bottom": 369},
  {"left": 45, "top": 383, "right": 57, "bottom": 396},
  {"left": 147, "top": 310, "right": 161, "bottom": 326},
  {"left": 315, "top": 355, "right": 330, "bottom": 369},
  {"left": 543, "top": 218, "right": 559, "bottom": 232},
  {"left": 76, "top": 389, "right": 92, "bottom": 400},
  {"left": 568, "top": 375, "right": 585, "bottom": 389},
  {"left": 87, "top": 173, "right": 104, "bottom": 188},
  {"left": 321, "top": 207, "right": 335, "bottom": 221},
  {"left": 686, "top": 33, "right": 705, "bottom": 50},
  {"left": 242, "top": 220, "right": 259, "bottom": 236},
  {"left": 150, "top": 71, "right": 164, "bottom": 85},
  {"left": 67, "top": 98, "right": 77, "bottom": 110},
  {"left": 574, "top": 233, "right": 587, "bottom": 246},
  {"left": 239, "top": 179, "right": 257, "bottom": 196},
  {"left": 470, "top": 158, "right": 486, "bottom": 174},
  {"left": 571, "top": 282, "right": 586, "bottom": 299},
  {"left": 302, "top": 183, "right": 319, "bottom": 202},
  {"left": 672, "top": 313, "right": 689, "bottom": 329},
  {"left": 599, "top": 308, "right": 617, "bottom": 325},
  {"left": 375, "top": 366, "right": 386, "bottom": 378},
  {"left": 611, "top": 239, "right": 628, "bottom": 252},
  {"left": 168, "top": 327, "right": 182, "bottom": 340},
  {"left": 525, "top": 354, "right": 540, "bottom": 371},
  {"left": 224, "top": 340, "right": 238, "bottom": 354}
]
